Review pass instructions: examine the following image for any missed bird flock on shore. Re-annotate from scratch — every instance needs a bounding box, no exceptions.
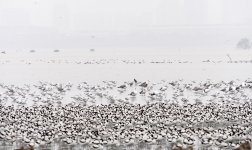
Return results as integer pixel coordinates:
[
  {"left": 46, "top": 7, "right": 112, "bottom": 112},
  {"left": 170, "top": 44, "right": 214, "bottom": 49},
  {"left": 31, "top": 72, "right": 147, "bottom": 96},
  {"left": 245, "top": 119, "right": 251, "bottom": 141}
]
[
  {"left": 0, "top": 79, "right": 252, "bottom": 149},
  {"left": 1, "top": 57, "right": 252, "bottom": 65}
]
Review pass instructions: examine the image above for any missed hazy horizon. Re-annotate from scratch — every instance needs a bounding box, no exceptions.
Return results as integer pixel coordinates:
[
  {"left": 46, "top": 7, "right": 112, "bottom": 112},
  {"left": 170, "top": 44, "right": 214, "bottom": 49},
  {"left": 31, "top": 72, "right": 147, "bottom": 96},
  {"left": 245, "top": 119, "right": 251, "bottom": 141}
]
[{"left": 1, "top": 0, "right": 252, "bottom": 51}]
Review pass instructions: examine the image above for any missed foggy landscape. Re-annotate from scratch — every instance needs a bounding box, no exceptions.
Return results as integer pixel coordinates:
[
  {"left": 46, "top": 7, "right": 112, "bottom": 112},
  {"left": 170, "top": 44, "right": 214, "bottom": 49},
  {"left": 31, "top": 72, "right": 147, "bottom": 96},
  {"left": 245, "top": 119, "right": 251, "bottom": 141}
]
[{"left": 1, "top": 0, "right": 252, "bottom": 150}]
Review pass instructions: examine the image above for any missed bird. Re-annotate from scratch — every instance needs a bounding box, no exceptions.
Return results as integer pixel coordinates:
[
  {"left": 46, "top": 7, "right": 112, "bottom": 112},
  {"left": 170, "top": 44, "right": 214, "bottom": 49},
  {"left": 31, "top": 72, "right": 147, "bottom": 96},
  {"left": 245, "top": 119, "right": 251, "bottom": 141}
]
[
  {"left": 139, "top": 90, "right": 146, "bottom": 95},
  {"left": 134, "top": 79, "right": 138, "bottom": 84},
  {"left": 139, "top": 82, "right": 148, "bottom": 88},
  {"left": 129, "top": 91, "right": 137, "bottom": 97},
  {"left": 160, "top": 86, "right": 168, "bottom": 91},
  {"left": 118, "top": 85, "right": 126, "bottom": 89}
]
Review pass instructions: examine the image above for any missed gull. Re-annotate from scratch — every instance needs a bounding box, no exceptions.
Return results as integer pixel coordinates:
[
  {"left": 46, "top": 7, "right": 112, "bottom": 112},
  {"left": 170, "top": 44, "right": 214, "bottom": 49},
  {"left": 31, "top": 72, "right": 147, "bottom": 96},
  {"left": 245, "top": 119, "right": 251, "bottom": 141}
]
[
  {"left": 139, "top": 82, "right": 148, "bottom": 88},
  {"left": 139, "top": 89, "right": 146, "bottom": 95},
  {"left": 118, "top": 84, "right": 126, "bottom": 89},
  {"left": 134, "top": 79, "right": 138, "bottom": 84},
  {"left": 129, "top": 91, "right": 137, "bottom": 97},
  {"left": 160, "top": 86, "right": 168, "bottom": 91}
]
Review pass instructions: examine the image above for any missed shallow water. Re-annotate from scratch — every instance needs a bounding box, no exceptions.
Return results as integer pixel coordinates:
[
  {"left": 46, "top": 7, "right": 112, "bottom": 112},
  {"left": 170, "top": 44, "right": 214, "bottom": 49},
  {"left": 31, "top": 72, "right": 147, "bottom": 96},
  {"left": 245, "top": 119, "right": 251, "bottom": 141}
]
[
  {"left": 0, "top": 60, "right": 252, "bottom": 85},
  {"left": 0, "top": 50, "right": 251, "bottom": 85}
]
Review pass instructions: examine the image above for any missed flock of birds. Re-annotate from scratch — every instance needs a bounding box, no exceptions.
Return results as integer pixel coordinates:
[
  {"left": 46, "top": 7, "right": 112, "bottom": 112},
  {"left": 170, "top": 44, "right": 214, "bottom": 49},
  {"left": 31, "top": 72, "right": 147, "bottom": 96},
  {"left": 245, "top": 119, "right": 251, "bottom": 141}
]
[
  {"left": 1, "top": 58, "right": 252, "bottom": 65},
  {"left": 0, "top": 79, "right": 252, "bottom": 150}
]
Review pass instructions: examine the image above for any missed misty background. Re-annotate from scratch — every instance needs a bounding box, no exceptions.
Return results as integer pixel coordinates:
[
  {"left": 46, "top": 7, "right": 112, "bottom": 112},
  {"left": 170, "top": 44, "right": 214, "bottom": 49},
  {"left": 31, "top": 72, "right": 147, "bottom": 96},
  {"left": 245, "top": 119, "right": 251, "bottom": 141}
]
[{"left": 1, "top": 0, "right": 252, "bottom": 52}]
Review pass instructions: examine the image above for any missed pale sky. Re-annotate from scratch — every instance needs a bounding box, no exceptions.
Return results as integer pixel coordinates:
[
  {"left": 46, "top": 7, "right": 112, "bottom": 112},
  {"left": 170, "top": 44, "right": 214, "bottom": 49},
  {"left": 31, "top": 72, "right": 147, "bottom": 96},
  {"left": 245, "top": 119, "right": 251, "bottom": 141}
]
[{"left": 0, "top": 0, "right": 252, "bottom": 50}]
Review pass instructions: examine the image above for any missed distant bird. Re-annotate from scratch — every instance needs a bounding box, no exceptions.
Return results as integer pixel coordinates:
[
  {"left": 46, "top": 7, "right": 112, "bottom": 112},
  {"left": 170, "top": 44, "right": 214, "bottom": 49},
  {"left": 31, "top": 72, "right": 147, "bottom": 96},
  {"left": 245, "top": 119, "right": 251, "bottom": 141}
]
[
  {"left": 192, "top": 87, "right": 202, "bottom": 91},
  {"left": 129, "top": 82, "right": 134, "bottom": 86},
  {"left": 169, "top": 82, "right": 176, "bottom": 86},
  {"left": 139, "top": 82, "right": 148, "bottom": 88},
  {"left": 134, "top": 79, "right": 138, "bottom": 84},
  {"left": 129, "top": 91, "right": 137, "bottom": 96},
  {"left": 118, "top": 85, "right": 126, "bottom": 89},
  {"left": 245, "top": 80, "right": 252, "bottom": 83},
  {"left": 149, "top": 92, "right": 157, "bottom": 96},
  {"left": 139, "top": 90, "right": 146, "bottom": 95},
  {"left": 30, "top": 50, "right": 36, "bottom": 53},
  {"left": 160, "top": 86, "right": 168, "bottom": 91}
]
